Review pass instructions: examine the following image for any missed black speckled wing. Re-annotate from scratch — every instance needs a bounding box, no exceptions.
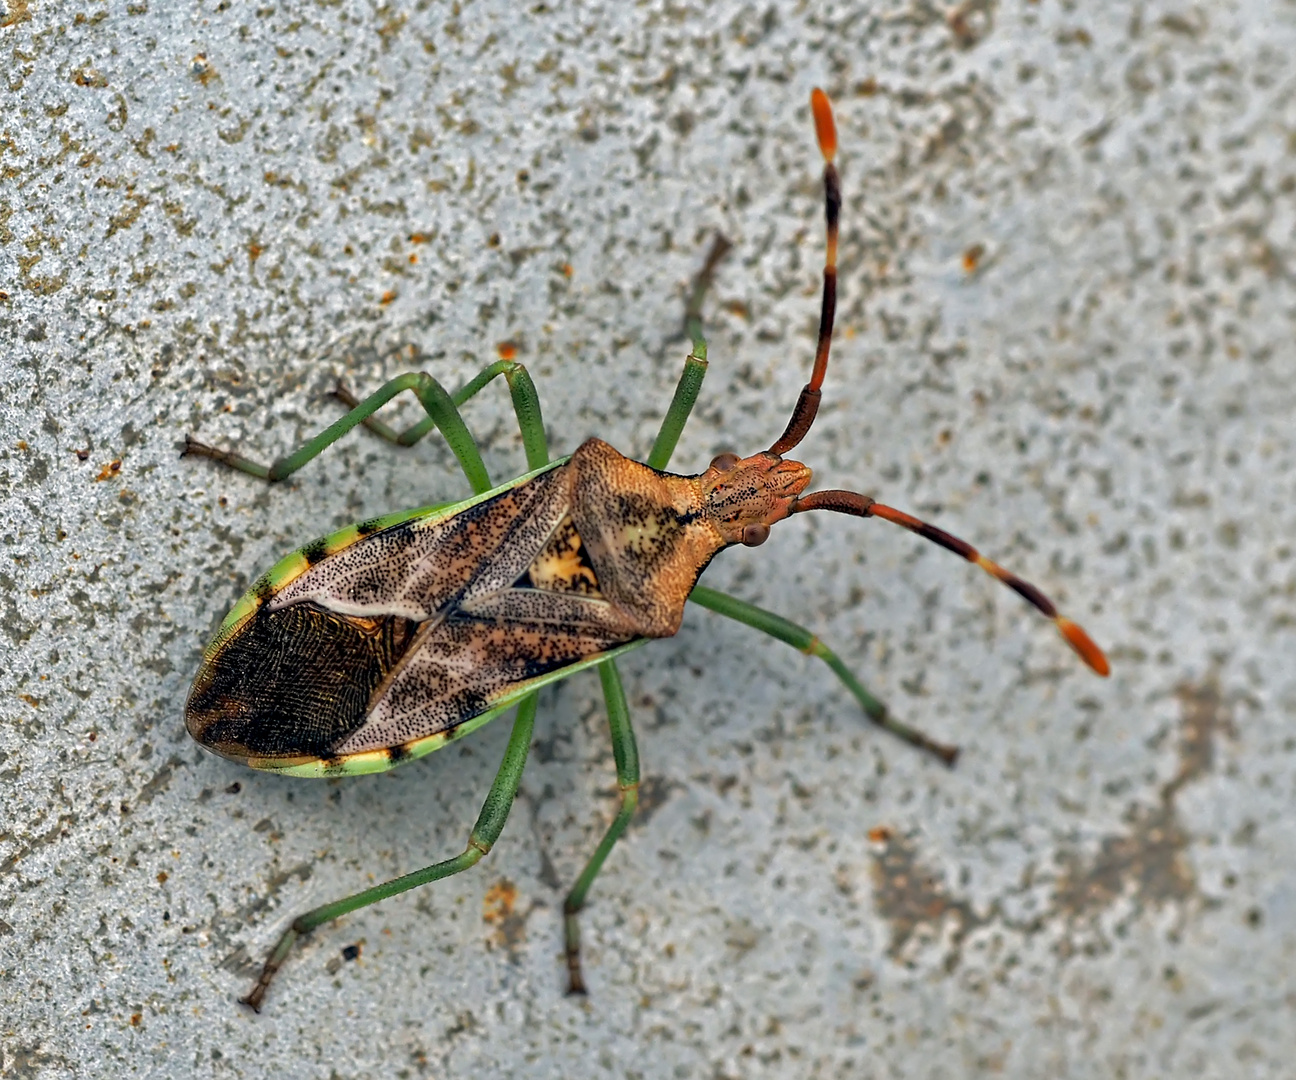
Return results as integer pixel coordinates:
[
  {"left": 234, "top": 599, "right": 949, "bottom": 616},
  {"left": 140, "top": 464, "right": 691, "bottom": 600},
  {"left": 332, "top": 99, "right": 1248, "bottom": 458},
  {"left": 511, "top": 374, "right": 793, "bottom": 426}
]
[{"left": 188, "top": 462, "right": 642, "bottom": 767}]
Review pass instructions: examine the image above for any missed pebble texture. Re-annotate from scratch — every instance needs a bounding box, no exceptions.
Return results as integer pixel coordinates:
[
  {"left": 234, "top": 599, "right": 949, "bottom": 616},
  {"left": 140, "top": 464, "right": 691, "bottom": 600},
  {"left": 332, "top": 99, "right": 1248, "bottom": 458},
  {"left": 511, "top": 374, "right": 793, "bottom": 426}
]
[{"left": 2, "top": 2, "right": 1293, "bottom": 1077}]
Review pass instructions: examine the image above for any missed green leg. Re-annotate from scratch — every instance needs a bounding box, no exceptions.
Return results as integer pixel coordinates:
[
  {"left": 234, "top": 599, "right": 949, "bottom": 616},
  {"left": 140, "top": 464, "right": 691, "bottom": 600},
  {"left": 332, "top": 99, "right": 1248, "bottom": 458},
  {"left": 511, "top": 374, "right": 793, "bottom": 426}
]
[
  {"left": 185, "top": 372, "right": 496, "bottom": 494},
  {"left": 563, "top": 659, "right": 640, "bottom": 995},
  {"left": 558, "top": 238, "right": 726, "bottom": 992},
  {"left": 334, "top": 358, "right": 549, "bottom": 473},
  {"left": 688, "top": 585, "right": 959, "bottom": 766},
  {"left": 239, "top": 693, "right": 539, "bottom": 1012},
  {"left": 646, "top": 234, "right": 730, "bottom": 472}
]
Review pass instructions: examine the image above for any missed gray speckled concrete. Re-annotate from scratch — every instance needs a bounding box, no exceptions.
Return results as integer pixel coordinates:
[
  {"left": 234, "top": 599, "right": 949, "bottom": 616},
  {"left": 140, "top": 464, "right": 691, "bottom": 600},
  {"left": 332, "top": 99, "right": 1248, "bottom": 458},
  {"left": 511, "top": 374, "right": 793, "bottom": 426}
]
[{"left": 2, "top": 2, "right": 1293, "bottom": 1077}]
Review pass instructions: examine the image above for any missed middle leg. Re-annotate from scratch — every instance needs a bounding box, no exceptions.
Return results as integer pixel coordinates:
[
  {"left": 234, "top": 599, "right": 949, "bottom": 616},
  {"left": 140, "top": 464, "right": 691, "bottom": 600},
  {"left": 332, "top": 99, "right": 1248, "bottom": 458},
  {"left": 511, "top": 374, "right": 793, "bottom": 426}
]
[
  {"left": 334, "top": 347, "right": 550, "bottom": 472},
  {"left": 563, "top": 658, "right": 641, "bottom": 995}
]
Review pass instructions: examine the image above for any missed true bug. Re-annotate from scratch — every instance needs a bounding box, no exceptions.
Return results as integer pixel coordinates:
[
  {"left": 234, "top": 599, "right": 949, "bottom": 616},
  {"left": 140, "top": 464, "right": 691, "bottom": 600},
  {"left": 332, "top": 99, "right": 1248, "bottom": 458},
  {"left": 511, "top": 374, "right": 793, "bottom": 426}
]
[{"left": 184, "top": 90, "right": 1109, "bottom": 1012}]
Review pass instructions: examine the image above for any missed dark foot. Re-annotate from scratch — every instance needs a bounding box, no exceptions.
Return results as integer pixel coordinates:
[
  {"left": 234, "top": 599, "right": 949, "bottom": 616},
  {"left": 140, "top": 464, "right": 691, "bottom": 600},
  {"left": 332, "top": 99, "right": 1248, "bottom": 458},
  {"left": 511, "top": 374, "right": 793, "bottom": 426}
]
[
  {"left": 181, "top": 434, "right": 225, "bottom": 463},
  {"left": 331, "top": 380, "right": 360, "bottom": 409}
]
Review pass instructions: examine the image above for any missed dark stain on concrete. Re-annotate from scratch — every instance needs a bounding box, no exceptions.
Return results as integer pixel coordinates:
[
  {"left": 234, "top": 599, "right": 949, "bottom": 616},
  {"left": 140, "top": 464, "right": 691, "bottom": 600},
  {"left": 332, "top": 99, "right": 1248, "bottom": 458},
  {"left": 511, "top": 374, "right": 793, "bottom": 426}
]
[
  {"left": 135, "top": 755, "right": 185, "bottom": 806},
  {"left": 870, "top": 831, "right": 986, "bottom": 967},
  {"left": 0, "top": 812, "right": 79, "bottom": 879},
  {"left": 631, "top": 774, "right": 684, "bottom": 828},
  {"left": 0, "top": 1043, "right": 74, "bottom": 1080},
  {"left": 1054, "top": 678, "right": 1233, "bottom": 922},
  {"left": 868, "top": 679, "right": 1235, "bottom": 968},
  {"left": 1053, "top": 801, "right": 1195, "bottom": 918},
  {"left": 234, "top": 860, "right": 315, "bottom": 924}
]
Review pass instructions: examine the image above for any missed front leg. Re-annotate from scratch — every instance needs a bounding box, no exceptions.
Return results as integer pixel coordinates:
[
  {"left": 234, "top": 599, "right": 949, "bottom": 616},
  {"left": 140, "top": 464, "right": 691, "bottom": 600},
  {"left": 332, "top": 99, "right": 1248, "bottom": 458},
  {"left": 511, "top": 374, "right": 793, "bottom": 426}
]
[{"left": 688, "top": 584, "right": 959, "bottom": 766}]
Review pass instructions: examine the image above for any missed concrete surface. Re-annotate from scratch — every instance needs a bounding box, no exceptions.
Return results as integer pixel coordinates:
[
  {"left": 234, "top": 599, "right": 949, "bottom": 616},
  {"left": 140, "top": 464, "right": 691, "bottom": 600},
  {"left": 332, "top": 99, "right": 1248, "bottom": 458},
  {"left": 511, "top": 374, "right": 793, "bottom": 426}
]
[{"left": 2, "top": 1, "right": 1294, "bottom": 1077}]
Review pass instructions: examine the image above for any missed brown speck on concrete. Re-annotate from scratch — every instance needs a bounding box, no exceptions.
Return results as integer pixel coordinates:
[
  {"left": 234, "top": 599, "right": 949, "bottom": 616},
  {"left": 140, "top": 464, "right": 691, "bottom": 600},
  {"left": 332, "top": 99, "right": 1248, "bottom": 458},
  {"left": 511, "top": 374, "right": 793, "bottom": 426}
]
[
  {"left": 72, "top": 67, "right": 108, "bottom": 89},
  {"left": 947, "top": 0, "right": 994, "bottom": 48},
  {"left": 191, "top": 54, "right": 218, "bottom": 86},
  {"left": 0, "top": 0, "right": 32, "bottom": 29}
]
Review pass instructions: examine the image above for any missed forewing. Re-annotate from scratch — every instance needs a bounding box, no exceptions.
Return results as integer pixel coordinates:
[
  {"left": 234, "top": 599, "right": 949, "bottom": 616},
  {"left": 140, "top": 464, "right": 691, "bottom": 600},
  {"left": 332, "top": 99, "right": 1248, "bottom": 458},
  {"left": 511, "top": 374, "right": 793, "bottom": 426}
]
[
  {"left": 187, "top": 465, "right": 575, "bottom": 768},
  {"left": 268, "top": 465, "right": 571, "bottom": 621},
  {"left": 331, "top": 590, "right": 639, "bottom": 755}
]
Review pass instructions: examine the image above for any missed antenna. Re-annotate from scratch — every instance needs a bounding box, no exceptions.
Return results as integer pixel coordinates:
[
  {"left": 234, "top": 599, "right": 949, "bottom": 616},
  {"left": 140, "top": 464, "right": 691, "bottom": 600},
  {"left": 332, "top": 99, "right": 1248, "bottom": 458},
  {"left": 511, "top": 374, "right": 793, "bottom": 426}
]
[{"left": 769, "top": 88, "right": 840, "bottom": 457}]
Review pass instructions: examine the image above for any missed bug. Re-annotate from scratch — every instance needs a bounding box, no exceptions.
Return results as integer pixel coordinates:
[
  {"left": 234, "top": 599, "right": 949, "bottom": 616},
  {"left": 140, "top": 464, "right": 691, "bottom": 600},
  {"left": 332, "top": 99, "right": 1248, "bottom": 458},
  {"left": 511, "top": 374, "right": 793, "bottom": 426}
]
[{"left": 184, "top": 90, "right": 1109, "bottom": 1012}]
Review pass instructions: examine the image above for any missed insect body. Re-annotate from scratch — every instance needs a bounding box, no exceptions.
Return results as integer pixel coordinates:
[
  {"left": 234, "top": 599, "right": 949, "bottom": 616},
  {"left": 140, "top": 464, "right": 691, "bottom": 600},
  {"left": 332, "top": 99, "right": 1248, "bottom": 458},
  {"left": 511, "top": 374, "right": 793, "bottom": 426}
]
[
  {"left": 187, "top": 439, "right": 810, "bottom": 775},
  {"left": 185, "top": 90, "right": 1108, "bottom": 1011}
]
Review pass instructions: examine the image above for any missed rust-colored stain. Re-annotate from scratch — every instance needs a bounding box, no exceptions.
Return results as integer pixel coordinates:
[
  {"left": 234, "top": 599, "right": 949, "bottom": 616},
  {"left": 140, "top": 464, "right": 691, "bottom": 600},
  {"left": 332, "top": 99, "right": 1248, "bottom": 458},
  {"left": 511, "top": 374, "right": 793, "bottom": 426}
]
[
  {"left": 0, "top": 0, "right": 32, "bottom": 29},
  {"left": 379, "top": 289, "right": 397, "bottom": 306},
  {"left": 482, "top": 878, "right": 532, "bottom": 955},
  {"left": 870, "top": 831, "right": 985, "bottom": 965},
  {"left": 1054, "top": 678, "right": 1232, "bottom": 921},
  {"left": 191, "top": 54, "right": 218, "bottom": 86},
  {"left": 962, "top": 243, "right": 985, "bottom": 273},
  {"left": 946, "top": 0, "right": 992, "bottom": 48},
  {"left": 482, "top": 878, "right": 517, "bottom": 923},
  {"left": 94, "top": 459, "right": 121, "bottom": 482},
  {"left": 496, "top": 341, "right": 517, "bottom": 361}
]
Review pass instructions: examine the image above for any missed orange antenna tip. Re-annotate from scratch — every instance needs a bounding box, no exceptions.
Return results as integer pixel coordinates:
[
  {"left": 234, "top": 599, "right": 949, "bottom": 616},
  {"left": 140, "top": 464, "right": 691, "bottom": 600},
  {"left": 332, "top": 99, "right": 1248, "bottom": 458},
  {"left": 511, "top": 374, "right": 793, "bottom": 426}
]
[
  {"left": 1056, "top": 617, "right": 1110, "bottom": 677},
  {"left": 810, "top": 88, "right": 837, "bottom": 162}
]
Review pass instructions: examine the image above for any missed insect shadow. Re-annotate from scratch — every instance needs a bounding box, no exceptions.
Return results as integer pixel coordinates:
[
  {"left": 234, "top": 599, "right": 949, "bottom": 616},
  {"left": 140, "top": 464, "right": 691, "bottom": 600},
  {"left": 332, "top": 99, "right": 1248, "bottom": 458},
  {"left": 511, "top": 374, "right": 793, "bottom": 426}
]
[{"left": 183, "top": 89, "right": 1108, "bottom": 1012}]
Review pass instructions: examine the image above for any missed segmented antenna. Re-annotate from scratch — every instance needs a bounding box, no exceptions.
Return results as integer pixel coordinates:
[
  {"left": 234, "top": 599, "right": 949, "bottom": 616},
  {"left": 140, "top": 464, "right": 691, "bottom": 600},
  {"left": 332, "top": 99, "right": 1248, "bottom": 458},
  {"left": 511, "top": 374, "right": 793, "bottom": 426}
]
[
  {"left": 769, "top": 88, "right": 840, "bottom": 457},
  {"left": 792, "top": 490, "right": 1110, "bottom": 676}
]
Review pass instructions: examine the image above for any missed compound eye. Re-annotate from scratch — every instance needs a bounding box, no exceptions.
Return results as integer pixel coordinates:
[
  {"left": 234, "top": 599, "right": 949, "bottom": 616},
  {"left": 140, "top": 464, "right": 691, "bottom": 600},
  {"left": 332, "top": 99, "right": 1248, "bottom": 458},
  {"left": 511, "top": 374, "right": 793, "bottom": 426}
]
[
  {"left": 710, "top": 452, "right": 741, "bottom": 473},
  {"left": 741, "top": 523, "right": 770, "bottom": 547}
]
